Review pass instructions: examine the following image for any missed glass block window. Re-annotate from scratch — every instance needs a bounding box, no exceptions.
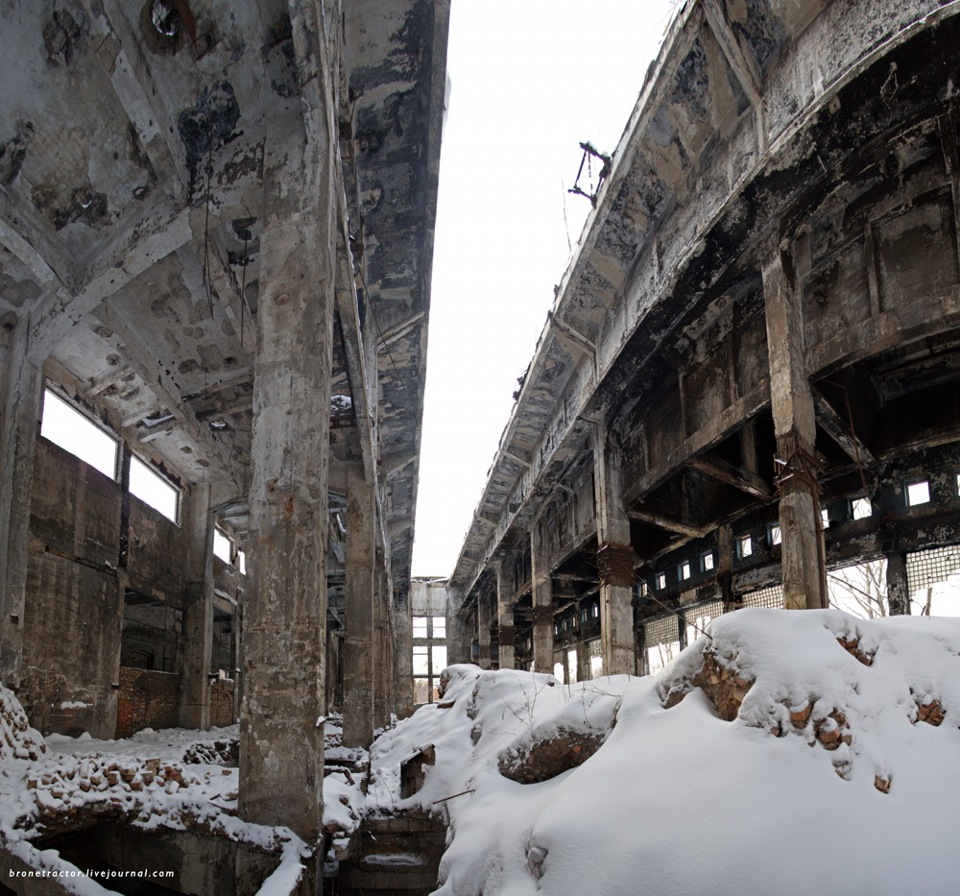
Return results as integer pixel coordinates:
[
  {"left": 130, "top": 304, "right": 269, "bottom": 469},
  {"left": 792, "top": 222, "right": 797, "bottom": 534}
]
[
  {"left": 643, "top": 616, "right": 680, "bottom": 676},
  {"left": 741, "top": 584, "right": 784, "bottom": 609},
  {"left": 906, "top": 546, "right": 960, "bottom": 616}
]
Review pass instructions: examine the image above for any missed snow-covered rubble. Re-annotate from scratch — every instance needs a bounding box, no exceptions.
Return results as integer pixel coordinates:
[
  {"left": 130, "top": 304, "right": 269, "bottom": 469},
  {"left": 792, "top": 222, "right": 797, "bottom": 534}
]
[
  {"left": 0, "top": 702, "right": 308, "bottom": 895},
  {"left": 4, "top": 608, "right": 960, "bottom": 895},
  {"left": 365, "top": 608, "right": 960, "bottom": 895}
]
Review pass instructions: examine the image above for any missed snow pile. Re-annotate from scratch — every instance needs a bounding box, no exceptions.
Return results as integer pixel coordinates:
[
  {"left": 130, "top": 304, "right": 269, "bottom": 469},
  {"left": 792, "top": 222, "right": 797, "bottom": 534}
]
[
  {"left": 366, "top": 609, "right": 960, "bottom": 895},
  {"left": 320, "top": 713, "right": 369, "bottom": 856}
]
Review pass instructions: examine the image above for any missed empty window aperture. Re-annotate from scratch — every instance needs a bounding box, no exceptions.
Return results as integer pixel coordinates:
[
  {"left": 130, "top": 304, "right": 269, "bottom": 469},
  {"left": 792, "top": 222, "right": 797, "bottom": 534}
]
[
  {"left": 906, "top": 479, "right": 930, "bottom": 507},
  {"left": 41, "top": 389, "right": 118, "bottom": 479},
  {"left": 129, "top": 455, "right": 178, "bottom": 522},
  {"left": 214, "top": 529, "right": 232, "bottom": 564},
  {"left": 852, "top": 497, "right": 872, "bottom": 520}
]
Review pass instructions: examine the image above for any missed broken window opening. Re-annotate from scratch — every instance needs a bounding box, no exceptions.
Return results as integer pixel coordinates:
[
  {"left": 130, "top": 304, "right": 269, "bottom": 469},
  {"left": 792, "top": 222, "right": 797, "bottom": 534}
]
[
  {"left": 413, "top": 615, "right": 446, "bottom": 704},
  {"left": 701, "top": 551, "right": 715, "bottom": 572},
  {"left": 129, "top": 455, "right": 178, "bottom": 523},
  {"left": 40, "top": 388, "right": 118, "bottom": 479},
  {"left": 906, "top": 479, "right": 931, "bottom": 507},
  {"left": 737, "top": 534, "right": 753, "bottom": 559},
  {"left": 851, "top": 497, "right": 873, "bottom": 520},
  {"left": 213, "top": 529, "right": 232, "bottom": 564},
  {"left": 768, "top": 524, "right": 782, "bottom": 547},
  {"left": 588, "top": 639, "right": 603, "bottom": 679}
]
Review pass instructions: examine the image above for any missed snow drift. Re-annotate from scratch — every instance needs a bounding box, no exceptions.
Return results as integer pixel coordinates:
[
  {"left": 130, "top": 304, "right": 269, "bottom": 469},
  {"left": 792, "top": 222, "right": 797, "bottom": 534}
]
[{"left": 369, "top": 608, "right": 960, "bottom": 895}]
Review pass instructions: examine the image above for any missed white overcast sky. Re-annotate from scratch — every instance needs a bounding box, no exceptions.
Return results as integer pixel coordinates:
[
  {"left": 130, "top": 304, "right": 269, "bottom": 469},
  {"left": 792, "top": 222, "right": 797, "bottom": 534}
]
[{"left": 412, "top": 0, "right": 679, "bottom": 576}]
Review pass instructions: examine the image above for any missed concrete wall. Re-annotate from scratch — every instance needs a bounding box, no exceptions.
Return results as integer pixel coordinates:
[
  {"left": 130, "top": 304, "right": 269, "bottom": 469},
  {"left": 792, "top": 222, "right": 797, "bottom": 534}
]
[
  {"left": 210, "top": 678, "right": 236, "bottom": 728},
  {"left": 21, "top": 436, "right": 197, "bottom": 738},
  {"left": 20, "top": 440, "right": 123, "bottom": 738}
]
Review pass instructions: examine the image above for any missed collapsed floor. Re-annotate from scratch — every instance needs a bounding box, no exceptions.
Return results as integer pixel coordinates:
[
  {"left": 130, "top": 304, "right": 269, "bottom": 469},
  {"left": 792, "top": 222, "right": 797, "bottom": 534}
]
[{"left": 4, "top": 607, "right": 960, "bottom": 894}]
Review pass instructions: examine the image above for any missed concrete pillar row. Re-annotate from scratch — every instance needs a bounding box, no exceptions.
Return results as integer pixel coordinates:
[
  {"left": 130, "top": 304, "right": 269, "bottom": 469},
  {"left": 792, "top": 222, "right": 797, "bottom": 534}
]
[
  {"left": 762, "top": 243, "right": 828, "bottom": 610},
  {"left": 341, "top": 463, "right": 376, "bottom": 748},
  {"left": 495, "top": 562, "right": 515, "bottom": 670},
  {"left": 239, "top": 105, "right": 337, "bottom": 845},
  {"left": 179, "top": 482, "right": 214, "bottom": 730},
  {"left": 530, "top": 521, "right": 553, "bottom": 674},
  {"left": 593, "top": 422, "right": 637, "bottom": 676},
  {"left": 0, "top": 323, "right": 43, "bottom": 689}
]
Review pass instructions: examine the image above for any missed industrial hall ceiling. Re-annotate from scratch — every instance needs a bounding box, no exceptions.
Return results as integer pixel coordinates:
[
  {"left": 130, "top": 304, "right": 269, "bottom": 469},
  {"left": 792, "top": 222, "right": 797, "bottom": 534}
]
[{"left": 0, "top": 0, "right": 446, "bottom": 606}]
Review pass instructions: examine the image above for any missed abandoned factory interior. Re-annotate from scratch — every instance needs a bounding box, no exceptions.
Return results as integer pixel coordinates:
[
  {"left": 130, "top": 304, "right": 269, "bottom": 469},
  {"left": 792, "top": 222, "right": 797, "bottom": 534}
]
[{"left": 2, "top": 0, "right": 960, "bottom": 893}]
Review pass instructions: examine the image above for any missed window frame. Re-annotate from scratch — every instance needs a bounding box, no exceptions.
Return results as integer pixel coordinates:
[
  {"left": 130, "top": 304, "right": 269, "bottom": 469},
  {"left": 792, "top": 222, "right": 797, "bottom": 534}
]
[
  {"left": 40, "top": 387, "right": 120, "bottom": 480},
  {"left": 129, "top": 454, "right": 180, "bottom": 524}
]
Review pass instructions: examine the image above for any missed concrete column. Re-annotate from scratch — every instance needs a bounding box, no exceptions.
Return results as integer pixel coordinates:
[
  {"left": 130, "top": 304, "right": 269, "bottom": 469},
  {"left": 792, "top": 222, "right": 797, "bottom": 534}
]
[
  {"left": 530, "top": 522, "right": 553, "bottom": 673},
  {"left": 342, "top": 464, "right": 376, "bottom": 747},
  {"left": 762, "top": 246, "right": 827, "bottom": 610},
  {"left": 886, "top": 551, "right": 910, "bottom": 615},
  {"left": 717, "top": 524, "right": 737, "bottom": 613},
  {"left": 394, "top": 593, "right": 414, "bottom": 718},
  {"left": 593, "top": 423, "right": 637, "bottom": 675},
  {"left": 239, "top": 107, "right": 335, "bottom": 844},
  {"left": 477, "top": 590, "right": 492, "bottom": 669},
  {"left": 372, "top": 558, "right": 391, "bottom": 729},
  {"left": 179, "top": 482, "right": 214, "bottom": 729},
  {"left": 495, "top": 563, "right": 515, "bottom": 670},
  {"left": 0, "top": 323, "right": 42, "bottom": 689},
  {"left": 343, "top": 464, "right": 377, "bottom": 747},
  {"left": 446, "top": 588, "right": 471, "bottom": 666},
  {"left": 576, "top": 640, "right": 591, "bottom": 682}
]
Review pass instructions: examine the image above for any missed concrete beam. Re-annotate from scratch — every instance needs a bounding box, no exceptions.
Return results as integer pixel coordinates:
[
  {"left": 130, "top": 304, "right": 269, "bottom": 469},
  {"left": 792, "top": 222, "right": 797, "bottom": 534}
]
[
  {"left": 28, "top": 200, "right": 194, "bottom": 364},
  {"left": 812, "top": 387, "right": 876, "bottom": 467},
  {"left": 0, "top": 191, "right": 67, "bottom": 289},
  {"left": 628, "top": 507, "right": 705, "bottom": 540},
  {"left": 689, "top": 453, "right": 773, "bottom": 501},
  {"left": 91, "top": 298, "right": 240, "bottom": 488},
  {"left": 78, "top": 0, "right": 190, "bottom": 194}
]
